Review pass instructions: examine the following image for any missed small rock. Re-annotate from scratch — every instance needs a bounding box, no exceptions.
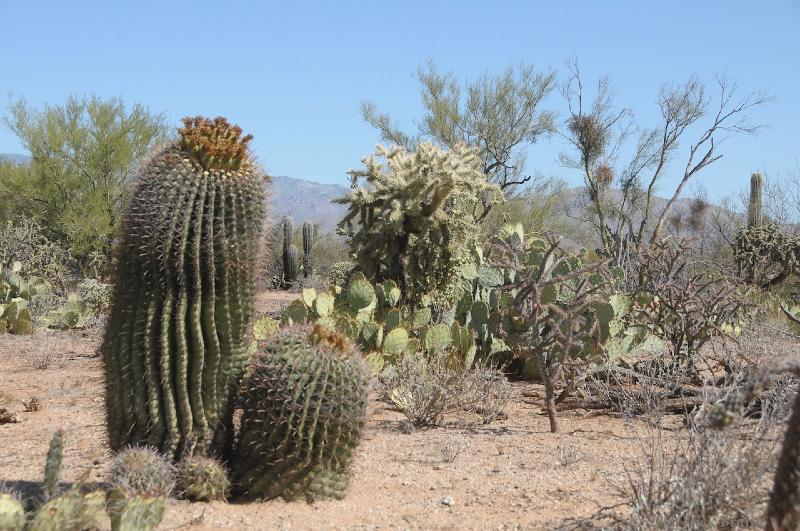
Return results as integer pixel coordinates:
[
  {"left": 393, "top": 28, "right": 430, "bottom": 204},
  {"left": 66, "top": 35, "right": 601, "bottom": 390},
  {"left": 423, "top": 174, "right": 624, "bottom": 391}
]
[{"left": 441, "top": 496, "right": 454, "bottom": 507}]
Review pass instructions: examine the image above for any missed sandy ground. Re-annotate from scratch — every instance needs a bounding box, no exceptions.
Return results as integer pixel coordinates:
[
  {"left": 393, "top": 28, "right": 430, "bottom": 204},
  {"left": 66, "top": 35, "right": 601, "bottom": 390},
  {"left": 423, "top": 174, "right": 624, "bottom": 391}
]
[{"left": 0, "top": 291, "right": 657, "bottom": 530}]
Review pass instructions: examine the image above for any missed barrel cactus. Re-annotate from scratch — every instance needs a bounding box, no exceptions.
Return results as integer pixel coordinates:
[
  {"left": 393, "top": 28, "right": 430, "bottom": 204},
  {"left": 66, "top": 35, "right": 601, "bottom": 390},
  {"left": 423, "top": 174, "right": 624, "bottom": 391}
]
[
  {"left": 176, "top": 455, "right": 230, "bottom": 501},
  {"left": 101, "top": 116, "right": 267, "bottom": 458},
  {"left": 234, "top": 325, "right": 369, "bottom": 501}
]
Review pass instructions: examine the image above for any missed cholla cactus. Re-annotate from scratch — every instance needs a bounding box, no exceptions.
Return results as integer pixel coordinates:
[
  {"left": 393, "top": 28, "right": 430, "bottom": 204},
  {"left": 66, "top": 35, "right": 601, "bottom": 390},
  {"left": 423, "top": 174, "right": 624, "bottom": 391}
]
[
  {"left": 734, "top": 223, "right": 800, "bottom": 288},
  {"left": 335, "top": 143, "right": 503, "bottom": 310}
]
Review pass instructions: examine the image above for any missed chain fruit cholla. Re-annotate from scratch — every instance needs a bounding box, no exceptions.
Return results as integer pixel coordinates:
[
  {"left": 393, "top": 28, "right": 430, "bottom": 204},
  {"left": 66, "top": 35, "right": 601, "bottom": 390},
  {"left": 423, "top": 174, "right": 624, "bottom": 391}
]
[{"left": 101, "top": 116, "right": 267, "bottom": 458}]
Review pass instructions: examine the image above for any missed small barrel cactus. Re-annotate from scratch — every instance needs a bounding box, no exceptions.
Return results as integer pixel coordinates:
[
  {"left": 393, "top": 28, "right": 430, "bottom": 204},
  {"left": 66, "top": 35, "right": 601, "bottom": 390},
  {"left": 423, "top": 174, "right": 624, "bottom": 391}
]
[
  {"left": 107, "top": 447, "right": 176, "bottom": 498},
  {"left": 302, "top": 221, "right": 315, "bottom": 277},
  {"left": 176, "top": 455, "right": 230, "bottom": 501},
  {"left": 0, "top": 493, "right": 25, "bottom": 531},
  {"left": 233, "top": 325, "right": 369, "bottom": 501},
  {"left": 101, "top": 116, "right": 267, "bottom": 458}
]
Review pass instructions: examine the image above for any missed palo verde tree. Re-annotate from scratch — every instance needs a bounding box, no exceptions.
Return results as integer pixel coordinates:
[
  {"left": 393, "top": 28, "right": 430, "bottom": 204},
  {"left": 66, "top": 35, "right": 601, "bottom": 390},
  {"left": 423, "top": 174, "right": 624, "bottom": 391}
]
[
  {"left": 560, "top": 59, "right": 770, "bottom": 268},
  {"left": 361, "top": 62, "right": 556, "bottom": 219},
  {"left": 3, "top": 95, "right": 168, "bottom": 267}
]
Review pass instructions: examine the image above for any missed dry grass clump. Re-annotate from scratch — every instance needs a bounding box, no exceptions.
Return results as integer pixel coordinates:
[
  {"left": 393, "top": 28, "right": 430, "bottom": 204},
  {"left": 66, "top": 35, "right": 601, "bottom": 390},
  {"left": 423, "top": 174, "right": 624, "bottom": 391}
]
[{"left": 380, "top": 354, "right": 513, "bottom": 428}]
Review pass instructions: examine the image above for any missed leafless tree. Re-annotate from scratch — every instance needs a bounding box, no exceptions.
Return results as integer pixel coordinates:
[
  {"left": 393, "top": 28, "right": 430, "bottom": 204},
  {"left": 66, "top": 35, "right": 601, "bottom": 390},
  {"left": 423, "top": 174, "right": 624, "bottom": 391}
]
[{"left": 561, "top": 59, "right": 770, "bottom": 267}]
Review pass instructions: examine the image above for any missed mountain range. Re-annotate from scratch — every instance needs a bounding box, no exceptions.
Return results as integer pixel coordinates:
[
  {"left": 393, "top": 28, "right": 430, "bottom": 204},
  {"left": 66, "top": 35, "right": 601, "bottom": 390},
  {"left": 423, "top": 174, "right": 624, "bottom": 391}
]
[{"left": 1, "top": 153, "right": 739, "bottom": 239}]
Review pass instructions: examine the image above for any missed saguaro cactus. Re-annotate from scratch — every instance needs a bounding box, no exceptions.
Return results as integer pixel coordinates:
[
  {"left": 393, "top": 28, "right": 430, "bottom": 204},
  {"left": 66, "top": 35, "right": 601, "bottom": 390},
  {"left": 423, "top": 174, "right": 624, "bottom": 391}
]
[
  {"left": 302, "top": 221, "right": 314, "bottom": 277},
  {"left": 747, "top": 172, "right": 764, "bottom": 228},
  {"left": 101, "top": 116, "right": 267, "bottom": 458},
  {"left": 281, "top": 217, "right": 298, "bottom": 286}
]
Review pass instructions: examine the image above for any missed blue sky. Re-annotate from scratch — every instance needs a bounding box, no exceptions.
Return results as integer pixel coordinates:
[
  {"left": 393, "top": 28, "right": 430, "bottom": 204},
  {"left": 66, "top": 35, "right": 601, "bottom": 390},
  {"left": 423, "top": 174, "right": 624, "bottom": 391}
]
[{"left": 1, "top": 1, "right": 798, "bottom": 200}]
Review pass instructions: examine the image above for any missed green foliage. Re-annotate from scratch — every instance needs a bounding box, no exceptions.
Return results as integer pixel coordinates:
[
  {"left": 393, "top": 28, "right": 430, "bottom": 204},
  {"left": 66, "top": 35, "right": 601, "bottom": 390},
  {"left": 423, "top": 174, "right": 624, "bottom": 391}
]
[
  {"left": 107, "top": 447, "right": 176, "bottom": 498},
  {"left": 0, "top": 493, "right": 25, "bottom": 531},
  {"left": 101, "top": 116, "right": 267, "bottom": 458},
  {"left": 361, "top": 61, "right": 556, "bottom": 197},
  {"left": 234, "top": 325, "right": 369, "bottom": 501},
  {"left": 336, "top": 142, "right": 502, "bottom": 310},
  {"left": 176, "top": 455, "right": 230, "bottom": 501},
  {"left": 3, "top": 95, "right": 169, "bottom": 265}
]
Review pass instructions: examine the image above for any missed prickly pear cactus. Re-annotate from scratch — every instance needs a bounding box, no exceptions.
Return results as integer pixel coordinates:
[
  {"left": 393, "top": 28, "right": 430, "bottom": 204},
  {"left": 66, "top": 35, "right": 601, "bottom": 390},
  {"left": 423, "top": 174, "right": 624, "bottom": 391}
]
[
  {"left": 101, "top": 116, "right": 267, "bottom": 458},
  {"left": 234, "top": 325, "right": 369, "bottom": 501}
]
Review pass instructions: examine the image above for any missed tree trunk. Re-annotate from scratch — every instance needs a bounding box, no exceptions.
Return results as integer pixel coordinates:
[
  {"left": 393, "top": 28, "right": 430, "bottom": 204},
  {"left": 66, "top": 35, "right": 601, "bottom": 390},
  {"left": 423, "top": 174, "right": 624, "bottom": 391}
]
[{"left": 766, "top": 388, "right": 800, "bottom": 530}]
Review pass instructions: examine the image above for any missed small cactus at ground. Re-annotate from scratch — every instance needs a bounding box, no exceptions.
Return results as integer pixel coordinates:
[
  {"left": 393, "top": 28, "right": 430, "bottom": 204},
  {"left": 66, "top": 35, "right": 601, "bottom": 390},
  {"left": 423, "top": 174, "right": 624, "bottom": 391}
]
[
  {"left": 100, "top": 116, "right": 267, "bottom": 458},
  {"left": 0, "top": 493, "right": 25, "bottom": 531},
  {"left": 747, "top": 172, "right": 764, "bottom": 228},
  {"left": 107, "top": 447, "right": 176, "bottom": 498},
  {"left": 302, "top": 221, "right": 315, "bottom": 277},
  {"left": 176, "top": 455, "right": 230, "bottom": 501},
  {"left": 43, "top": 430, "right": 65, "bottom": 499},
  {"left": 233, "top": 325, "right": 369, "bottom": 501}
]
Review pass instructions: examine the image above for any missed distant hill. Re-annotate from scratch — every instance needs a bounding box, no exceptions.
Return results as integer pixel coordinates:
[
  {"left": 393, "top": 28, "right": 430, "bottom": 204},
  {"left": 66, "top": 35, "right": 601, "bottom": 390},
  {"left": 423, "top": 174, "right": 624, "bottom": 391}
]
[
  {"left": 267, "top": 175, "right": 350, "bottom": 234},
  {"left": 0, "top": 153, "right": 350, "bottom": 233},
  {"left": 0, "top": 153, "right": 31, "bottom": 165},
  {"left": 0, "top": 152, "right": 738, "bottom": 238}
]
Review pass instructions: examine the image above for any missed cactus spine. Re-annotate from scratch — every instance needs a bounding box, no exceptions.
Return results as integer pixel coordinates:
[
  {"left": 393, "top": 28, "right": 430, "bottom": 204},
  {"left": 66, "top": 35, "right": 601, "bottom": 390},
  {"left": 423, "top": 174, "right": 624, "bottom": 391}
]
[
  {"left": 281, "top": 217, "right": 298, "bottom": 285},
  {"left": 302, "top": 221, "right": 314, "bottom": 277},
  {"left": 747, "top": 172, "right": 764, "bottom": 228},
  {"left": 101, "top": 116, "right": 267, "bottom": 458},
  {"left": 234, "top": 325, "right": 369, "bottom": 501}
]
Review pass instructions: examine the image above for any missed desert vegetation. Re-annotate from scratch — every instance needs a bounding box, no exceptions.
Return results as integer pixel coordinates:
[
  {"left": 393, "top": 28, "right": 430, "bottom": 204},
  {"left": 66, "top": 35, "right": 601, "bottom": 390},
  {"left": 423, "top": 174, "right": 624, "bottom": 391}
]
[{"left": 1, "top": 55, "right": 798, "bottom": 531}]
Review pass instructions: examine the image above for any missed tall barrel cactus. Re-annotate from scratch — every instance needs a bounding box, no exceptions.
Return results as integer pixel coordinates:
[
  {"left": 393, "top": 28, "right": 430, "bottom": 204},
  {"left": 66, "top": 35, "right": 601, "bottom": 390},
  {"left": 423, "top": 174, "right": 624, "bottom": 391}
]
[
  {"left": 234, "top": 325, "right": 369, "bottom": 501},
  {"left": 101, "top": 116, "right": 267, "bottom": 458},
  {"left": 747, "top": 172, "right": 764, "bottom": 228},
  {"left": 281, "top": 217, "right": 298, "bottom": 286},
  {"left": 302, "top": 221, "right": 314, "bottom": 277}
]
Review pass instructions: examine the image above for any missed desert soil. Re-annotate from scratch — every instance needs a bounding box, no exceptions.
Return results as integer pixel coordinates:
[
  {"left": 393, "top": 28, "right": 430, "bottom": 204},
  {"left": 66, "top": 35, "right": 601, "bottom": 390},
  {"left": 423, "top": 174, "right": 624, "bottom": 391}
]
[{"left": 0, "top": 291, "right": 657, "bottom": 530}]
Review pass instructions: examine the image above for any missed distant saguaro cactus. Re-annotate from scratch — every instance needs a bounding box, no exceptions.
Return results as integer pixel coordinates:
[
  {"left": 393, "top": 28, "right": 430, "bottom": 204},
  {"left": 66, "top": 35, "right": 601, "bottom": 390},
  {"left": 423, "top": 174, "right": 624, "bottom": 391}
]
[
  {"left": 281, "top": 217, "right": 298, "bottom": 286},
  {"left": 101, "top": 116, "right": 267, "bottom": 458},
  {"left": 747, "top": 172, "right": 764, "bottom": 228},
  {"left": 302, "top": 221, "right": 314, "bottom": 277}
]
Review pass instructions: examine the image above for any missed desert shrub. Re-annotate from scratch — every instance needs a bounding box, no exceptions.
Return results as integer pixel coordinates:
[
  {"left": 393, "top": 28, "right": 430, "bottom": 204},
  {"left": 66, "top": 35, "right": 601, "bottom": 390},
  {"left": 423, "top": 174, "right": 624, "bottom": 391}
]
[
  {"left": 327, "top": 260, "right": 356, "bottom": 288},
  {"left": 625, "top": 239, "right": 753, "bottom": 367},
  {"left": 336, "top": 142, "right": 503, "bottom": 311},
  {"left": 380, "top": 353, "right": 512, "bottom": 427},
  {"left": 0, "top": 218, "right": 75, "bottom": 290},
  {"left": 75, "top": 278, "right": 111, "bottom": 315}
]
